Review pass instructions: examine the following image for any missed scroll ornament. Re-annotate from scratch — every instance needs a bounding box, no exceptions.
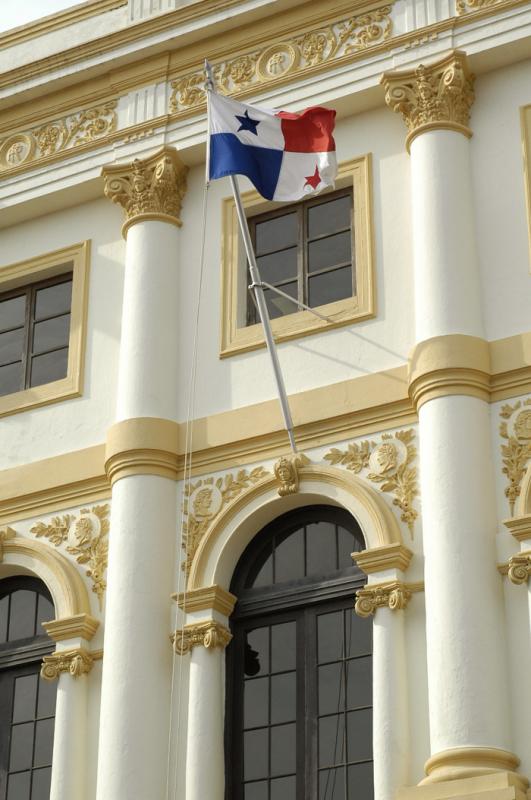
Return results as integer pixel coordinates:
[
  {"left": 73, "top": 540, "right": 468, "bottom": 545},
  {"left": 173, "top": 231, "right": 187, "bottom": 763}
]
[
  {"left": 172, "top": 621, "right": 232, "bottom": 655},
  {"left": 354, "top": 581, "right": 413, "bottom": 617},
  {"left": 324, "top": 430, "right": 418, "bottom": 536},
  {"left": 499, "top": 399, "right": 531, "bottom": 515},
  {"left": 169, "top": 6, "right": 392, "bottom": 113},
  {"left": 41, "top": 647, "right": 94, "bottom": 681},
  {"left": 0, "top": 101, "right": 117, "bottom": 172},
  {"left": 507, "top": 552, "right": 531, "bottom": 585},
  {"left": 381, "top": 51, "right": 475, "bottom": 149},
  {"left": 182, "top": 467, "right": 269, "bottom": 575},
  {"left": 31, "top": 505, "right": 110, "bottom": 609}
]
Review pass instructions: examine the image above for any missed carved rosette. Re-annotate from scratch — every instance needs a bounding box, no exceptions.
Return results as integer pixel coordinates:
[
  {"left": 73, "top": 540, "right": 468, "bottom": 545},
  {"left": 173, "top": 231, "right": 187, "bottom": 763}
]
[
  {"left": 354, "top": 581, "right": 420, "bottom": 617},
  {"left": 102, "top": 146, "right": 188, "bottom": 237},
  {"left": 172, "top": 621, "right": 232, "bottom": 655},
  {"left": 507, "top": 553, "right": 531, "bottom": 585},
  {"left": 381, "top": 50, "right": 475, "bottom": 151},
  {"left": 41, "top": 647, "right": 94, "bottom": 681}
]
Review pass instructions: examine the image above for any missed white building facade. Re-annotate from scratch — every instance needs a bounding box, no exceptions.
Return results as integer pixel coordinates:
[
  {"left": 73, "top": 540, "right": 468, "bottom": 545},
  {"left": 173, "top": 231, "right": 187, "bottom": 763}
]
[{"left": 0, "top": 1, "right": 531, "bottom": 799}]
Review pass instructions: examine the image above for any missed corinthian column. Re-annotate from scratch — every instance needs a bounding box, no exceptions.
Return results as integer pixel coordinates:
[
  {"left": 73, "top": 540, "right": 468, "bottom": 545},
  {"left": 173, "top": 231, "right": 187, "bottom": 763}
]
[
  {"left": 97, "top": 147, "right": 188, "bottom": 800},
  {"left": 382, "top": 52, "right": 528, "bottom": 793}
]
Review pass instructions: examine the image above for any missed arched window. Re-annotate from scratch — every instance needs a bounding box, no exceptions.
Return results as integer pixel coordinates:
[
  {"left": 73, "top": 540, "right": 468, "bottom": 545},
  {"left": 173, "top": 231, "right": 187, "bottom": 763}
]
[
  {"left": 226, "top": 505, "right": 373, "bottom": 800},
  {"left": 0, "top": 576, "right": 57, "bottom": 800}
]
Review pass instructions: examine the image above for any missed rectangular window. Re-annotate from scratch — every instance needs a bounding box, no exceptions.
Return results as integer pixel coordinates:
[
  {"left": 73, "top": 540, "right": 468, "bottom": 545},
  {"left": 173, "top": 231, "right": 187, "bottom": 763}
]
[
  {"left": 220, "top": 156, "right": 374, "bottom": 357},
  {"left": 0, "top": 242, "right": 90, "bottom": 417},
  {"left": 247, "top": 190, "right": 354, "bottom": 325}
]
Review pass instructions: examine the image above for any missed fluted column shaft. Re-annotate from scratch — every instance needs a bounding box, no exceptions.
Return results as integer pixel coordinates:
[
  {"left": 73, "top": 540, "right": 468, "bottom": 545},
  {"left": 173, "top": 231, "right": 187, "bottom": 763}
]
[{"left": 96, "top": 147, "right": 188, "bottom": 800}]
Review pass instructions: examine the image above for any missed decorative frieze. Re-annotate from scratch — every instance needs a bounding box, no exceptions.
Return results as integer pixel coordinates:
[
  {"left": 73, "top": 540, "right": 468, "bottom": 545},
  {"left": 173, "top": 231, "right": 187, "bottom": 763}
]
[
  {"left": 354, "top": 580, "right": 423, "bottom": 617},
  {"left": 169, "top": 5, "right": 393, "bottom": 113},
  {"left": 499, "top": 400, "right": 531, "bottom": 515},
  {"left": 182, "top": 466, "right": 269, "bottom": 575},
  {"left": 0, "top": 101, "right": 117, "bottom": 173},
  {"left": 31, "top": 505, "right": 110, "bottom": 609},
  {"left": 456, "top": 0, "right": 504, "bottom": 13},
  {"left": 381, "top": 50, "right": 475, "bottom": 150},
  {"left": 172, "top": 621, "right": 232, "bottom": 655},
  {"left": 102, "top": 146, "right": 188, "bottom": 236},
  {"left": 41, "top": 647, "right": 96, "bottom": 680},
  {"left": 324, "top": 430, "right": 419, "bottom": 536}
]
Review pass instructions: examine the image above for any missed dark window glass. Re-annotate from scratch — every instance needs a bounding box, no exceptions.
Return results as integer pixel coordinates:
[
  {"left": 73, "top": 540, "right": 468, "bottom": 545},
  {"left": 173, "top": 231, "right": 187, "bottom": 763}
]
[
  {"left": 247, "top": 190, "right": 354, "bottom": 325},
  {"left": 0, "top": 578, "right": 57, "bottom": 800},
  {"left": 0, "top": 273, "right": 73, "bottom": 398},
  {"left": 227, "top": 506, "right": 372, "bottom": 800}
]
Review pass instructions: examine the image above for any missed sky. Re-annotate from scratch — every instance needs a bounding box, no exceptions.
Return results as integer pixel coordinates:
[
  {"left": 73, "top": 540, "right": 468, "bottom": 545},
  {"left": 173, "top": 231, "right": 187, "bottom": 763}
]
[{"left": 0, "top": 0, "right": 83, "bottom": 34}]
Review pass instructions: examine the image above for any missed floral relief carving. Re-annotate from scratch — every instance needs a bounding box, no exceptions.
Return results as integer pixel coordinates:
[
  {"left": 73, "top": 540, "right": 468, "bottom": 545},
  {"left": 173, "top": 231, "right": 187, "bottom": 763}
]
[
  {"left": 30, "top": 505, "right": 110, "bottom": 609},
  {"left": 0, "top": 101, "right": 117, "bottom": 172},
  {"left": 172, "top": 620, "right": 232, "bottom": 655},
  {"left": 499, "top": 400, "right": 531, "bottom": 515},
  {"left": 169, "top": 6, "right": 392, "bottom": 113},
  {"left": 182, "top": 467, "right": 269, "bottom": 575},
  {"left": 456, "top": 0, "right": 504, "bottom": 13},
  {"left": 324, "top": 430, "right": 419, "bottom": 536}
]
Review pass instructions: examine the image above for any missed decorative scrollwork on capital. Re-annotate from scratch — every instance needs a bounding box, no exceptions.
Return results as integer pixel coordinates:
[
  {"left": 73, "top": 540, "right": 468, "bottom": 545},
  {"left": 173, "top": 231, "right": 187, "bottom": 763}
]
[
  {"left": 354, "top": 580, "right": 423, "bottom": 617},
  {"left": 102, "top": 146, "right": 188, "bottom": 237},
  {"left": 507, "top": 553, "right": 531, "bottom": 585},
  {"left": 381, "top": 50, "right": 475, "bottom": 151},
  {"left": 172, "top": 620, "right": 232, "bottom": 655},
  {"left": 41, "top": 647, "right": 94, "bottom": 681}
]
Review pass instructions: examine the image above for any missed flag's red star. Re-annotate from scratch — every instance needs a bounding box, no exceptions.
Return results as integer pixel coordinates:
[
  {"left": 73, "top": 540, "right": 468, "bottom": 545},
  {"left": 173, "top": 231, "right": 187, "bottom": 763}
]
[{"left": 304, "top": 166, "right": 321, "bottom": 189}]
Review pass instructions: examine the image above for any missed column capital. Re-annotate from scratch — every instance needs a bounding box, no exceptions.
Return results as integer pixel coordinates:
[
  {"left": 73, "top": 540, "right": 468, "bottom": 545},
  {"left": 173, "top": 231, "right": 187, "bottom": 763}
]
[
  {"left": 354, "top": 580, "right": 424, "bottom": 617},
  {"left": 102, "top": 146, "right": 188, "bottom": 238},
  {"left": 381, "top": 50, "right": 475, "bottom": 152},
  {"left": 172, "top": 620, "right": 232, "bottom": 655},
  {"left": 41, "top": 646, "right": 102, "bottom": 680}
]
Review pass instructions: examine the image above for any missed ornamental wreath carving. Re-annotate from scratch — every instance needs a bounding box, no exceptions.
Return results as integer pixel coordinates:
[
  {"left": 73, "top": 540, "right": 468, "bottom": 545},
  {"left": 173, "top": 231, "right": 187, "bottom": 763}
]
[{"left": 324, "top": 430, "right": 419, "bottom": 536}]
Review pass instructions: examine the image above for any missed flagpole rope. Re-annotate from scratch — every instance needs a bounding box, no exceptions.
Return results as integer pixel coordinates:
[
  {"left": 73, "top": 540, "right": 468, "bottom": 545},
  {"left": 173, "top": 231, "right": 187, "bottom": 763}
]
[{"left": 166, "top": 178, "right": 210, "bottom": 800}]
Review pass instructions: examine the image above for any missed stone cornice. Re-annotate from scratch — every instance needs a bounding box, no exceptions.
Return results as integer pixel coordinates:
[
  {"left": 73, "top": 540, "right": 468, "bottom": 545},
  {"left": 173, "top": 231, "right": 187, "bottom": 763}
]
[
  {"left": 42, "top": 613, "right": 100, "bottom": 643},
  {"left": 172, "top": 620, "right": 232, "bottom": 655},
  {"left": 174, "top": 585, "right": 237, "bottom": 617},
  {"left": 353, "top": 543, "right": 413, "bottom": 574},
  {"left": 354, "top": 580, "right": 423, "bottom": 617},
  {"left": 101, "top": 146, "right": 188, "bottom": 237},
  {"left": 41, "top": 646, "right": 103, "bottom": 680},
  {"left": 381, "top": 49, "right": 475, "bottom": 151}
]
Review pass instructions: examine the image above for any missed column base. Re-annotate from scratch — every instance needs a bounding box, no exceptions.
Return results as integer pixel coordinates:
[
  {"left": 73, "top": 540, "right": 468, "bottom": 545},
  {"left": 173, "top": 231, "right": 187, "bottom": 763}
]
[
  {"left": 420, "top": 749, "right": 528, "bottom": 794},
  {"left": 399, "top": 772, "right": 529, "bottom": 800}
]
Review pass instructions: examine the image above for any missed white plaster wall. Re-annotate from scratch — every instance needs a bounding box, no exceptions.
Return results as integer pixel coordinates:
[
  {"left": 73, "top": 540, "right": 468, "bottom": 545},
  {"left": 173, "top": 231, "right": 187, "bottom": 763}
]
[
  {"left": 0, "top": 197, "right": 124, "bottom": 470},
  {"left": 471, "top": 58, "right": 531, "bottom": 341},
  {"left": 177, "top": 105, "right": 414, "bottom": 420}
]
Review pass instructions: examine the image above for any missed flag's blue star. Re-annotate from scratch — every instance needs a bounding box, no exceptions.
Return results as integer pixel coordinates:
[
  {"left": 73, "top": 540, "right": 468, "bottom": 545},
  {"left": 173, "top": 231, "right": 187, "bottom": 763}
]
[{"left": 236, "top": 110, "right": 260, "bottom": 135}]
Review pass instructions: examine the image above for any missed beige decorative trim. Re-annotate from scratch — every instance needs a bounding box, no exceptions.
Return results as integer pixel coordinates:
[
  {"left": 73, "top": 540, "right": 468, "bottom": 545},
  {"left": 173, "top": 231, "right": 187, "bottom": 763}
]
[
  {"left": 421, "top": 747, "right": 527, "bottom": 790},
  {"left": 0, "top": 242, "right": 90, "bottom": 419},
  {"left": 381, "top": 50, "right": 475, "bottom": 151},
  {"left": 499, "top": 400, "right": 531, "bottom": 516},
  {"left": 170, "top": 4, "right": 392, "bottom": 114},
  {"left": 354, "top": 580, "right": 423, "bottom": 617},
  {"left": 500, "top": 552, "right": 531, "bottom": 585},
  {"left": 325, "top": 430, "right": 418, "bottom": 536},
  {"left": 273, "top": 453, "right": 310, "bottom": 496},
  {"left": 172, "top": 620, "right": 232, "bottom": 655},
  {"left": 0, "top": 527, "right": 16, "bottom": 560},
  {"left": 102, "top": 146, "right": 188, "bottom": 238},
  {"left": 105, "top": 417, "right": 181, "bottom": 484},
  {"left": 220, "top": 155, "right": 375, "bottom": 356},
  {"left": 42, "top": 613, "right": 100, "bottom": 642},
  {"left": 0, "top": 102, "right": 116, "bottom": 174},
  {"left": 41, "top": 646, "right": 98, "bottom": 681},
  {"left": 408, "top": 335, "right": 490, "bottom": 410},
  {"left": 0, "top": 536, "right": 93, "bottom": 619},
  {"left": 182, "top": 467, "right": 270, "bottom": 575},
  {"left": 353, "top": 543, "right": 413, "bottom": 574},
  {"left": 174, "top": 585, "right": 237, "bottom": 616},
  {"left": 30, "top": 504, "right": 110, "bottom": 609},
  {"left": 503, "top": 514, "right": 531, "bottom": 543},
  {"left": 456, "top": 0, "right": 505, "bottom": 13}
]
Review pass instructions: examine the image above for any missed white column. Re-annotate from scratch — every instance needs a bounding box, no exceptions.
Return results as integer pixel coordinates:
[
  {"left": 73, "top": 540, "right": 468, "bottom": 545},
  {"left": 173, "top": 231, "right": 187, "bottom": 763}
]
[
  {"left": 97, "top": 147, "right": 188, "bottom": 800},
  {"left": 372, "top": 607, "right": 409, "bottom": 800},
  {"left": 50, "top": 673, "right": 88, "bottom": 800},
  {"left": 383, "top": 51, "right": 520, "bottom": 785}
]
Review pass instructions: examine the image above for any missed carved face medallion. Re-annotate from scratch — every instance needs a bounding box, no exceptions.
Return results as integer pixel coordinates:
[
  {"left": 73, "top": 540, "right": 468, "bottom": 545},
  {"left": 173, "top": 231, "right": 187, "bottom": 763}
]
[
  {"left": 514, "top": 410, "right": 531, "bottom": 440},
  {"left": 369, "top": 438, "right": 407, "bottom": 475},
  {"left": 190, "top": 484, "right": 223, "bottom": 518}
]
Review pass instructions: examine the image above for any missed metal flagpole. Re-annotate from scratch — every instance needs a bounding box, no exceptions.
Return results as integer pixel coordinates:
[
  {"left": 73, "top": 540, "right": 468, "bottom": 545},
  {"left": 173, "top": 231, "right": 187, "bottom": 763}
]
[{"left": 205, "top": 61, "right": 297, "bottom": 454}]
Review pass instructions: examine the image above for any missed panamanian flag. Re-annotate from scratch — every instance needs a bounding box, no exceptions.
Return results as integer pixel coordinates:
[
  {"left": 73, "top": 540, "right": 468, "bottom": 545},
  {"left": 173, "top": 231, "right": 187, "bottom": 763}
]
[{"left": 207, "top": 93, "right": 337, "bottom": 202}]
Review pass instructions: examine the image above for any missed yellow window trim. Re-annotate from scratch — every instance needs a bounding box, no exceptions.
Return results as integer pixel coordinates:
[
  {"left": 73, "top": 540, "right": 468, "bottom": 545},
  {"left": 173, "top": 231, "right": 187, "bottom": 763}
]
[
  {"left": 219, "top": 154, "right": 375, "bottom": 358},
  {"left": 0, "top": 241, "right": 90, "bottom": 418}
]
